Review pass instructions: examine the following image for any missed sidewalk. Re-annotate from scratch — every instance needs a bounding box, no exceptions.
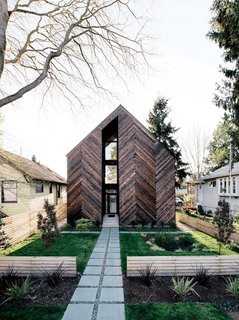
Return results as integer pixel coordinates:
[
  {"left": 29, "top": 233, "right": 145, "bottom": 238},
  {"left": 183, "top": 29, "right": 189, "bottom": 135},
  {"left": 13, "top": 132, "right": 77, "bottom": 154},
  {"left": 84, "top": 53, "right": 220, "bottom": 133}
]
[{"left": 62, "top": 225, "right": 125, "bottom": 320}]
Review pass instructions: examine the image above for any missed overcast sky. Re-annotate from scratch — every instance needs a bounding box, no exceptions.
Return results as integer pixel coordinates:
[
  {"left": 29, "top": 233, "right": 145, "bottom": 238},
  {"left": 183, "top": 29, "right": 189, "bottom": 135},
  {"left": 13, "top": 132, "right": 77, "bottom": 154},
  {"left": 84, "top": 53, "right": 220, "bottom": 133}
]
[{"left": 1, "top": 0, "right": 224, "bottom": 178}]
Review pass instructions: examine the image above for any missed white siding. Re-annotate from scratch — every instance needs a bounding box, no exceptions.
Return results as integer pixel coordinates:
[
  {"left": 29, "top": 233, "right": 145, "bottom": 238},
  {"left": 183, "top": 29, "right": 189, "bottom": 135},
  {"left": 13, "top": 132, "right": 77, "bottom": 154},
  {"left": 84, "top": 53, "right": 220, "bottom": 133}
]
[{"left": 0, "top": 163, "right": 30, "bottom": 216}]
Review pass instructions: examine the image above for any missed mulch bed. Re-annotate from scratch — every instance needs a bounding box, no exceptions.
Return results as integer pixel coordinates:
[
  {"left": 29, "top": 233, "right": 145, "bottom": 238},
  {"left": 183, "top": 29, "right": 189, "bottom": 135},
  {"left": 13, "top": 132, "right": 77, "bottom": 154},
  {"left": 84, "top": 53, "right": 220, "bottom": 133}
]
[
  {"left": 124, "top": 275, "right": 239, "bottom": 313},
  {"left": 0, "top": 274, "right": 80, "bottom": 306}
]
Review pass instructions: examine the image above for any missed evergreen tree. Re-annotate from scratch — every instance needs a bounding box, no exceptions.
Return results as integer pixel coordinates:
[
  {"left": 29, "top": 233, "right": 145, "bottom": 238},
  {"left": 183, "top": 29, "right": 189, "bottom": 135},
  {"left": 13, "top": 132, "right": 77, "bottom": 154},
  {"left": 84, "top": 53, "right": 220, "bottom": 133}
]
[
  {"left": 148, "top": 97, "right": 188, "bottom": 187},
  {"left": 207, "top": 0, "right": 239, "bottom": 124},
  {"left": 205, "top": 117, "right": 239, "bottom": 172}
]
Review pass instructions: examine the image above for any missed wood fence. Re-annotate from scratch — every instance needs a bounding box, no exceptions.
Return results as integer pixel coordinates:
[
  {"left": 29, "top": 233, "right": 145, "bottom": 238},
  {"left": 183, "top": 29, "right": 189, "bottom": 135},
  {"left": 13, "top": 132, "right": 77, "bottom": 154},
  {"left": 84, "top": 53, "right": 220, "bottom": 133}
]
[
  {"left": 2, "top": 202, "right": 67, "bottom": 245},
  {"left": 127, "top": 255, "right": 239, "bottom": 277},
  {"left": 177, "top": 212, "right": 239, "bottom": 244},
  {"left": 0, "top": 256, "right": 76, "bottom": 277}
]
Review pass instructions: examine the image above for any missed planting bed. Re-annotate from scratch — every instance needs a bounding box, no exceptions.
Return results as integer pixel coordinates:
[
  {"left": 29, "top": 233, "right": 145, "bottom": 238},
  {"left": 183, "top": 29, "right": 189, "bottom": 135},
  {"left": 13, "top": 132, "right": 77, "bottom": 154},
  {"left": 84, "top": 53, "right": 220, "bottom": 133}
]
[
  {"left": 124, "top": 275, "right": 239, "bottom": 313},
  {"left": 0, "top": 274, "right": 80, "bottom": 306}
]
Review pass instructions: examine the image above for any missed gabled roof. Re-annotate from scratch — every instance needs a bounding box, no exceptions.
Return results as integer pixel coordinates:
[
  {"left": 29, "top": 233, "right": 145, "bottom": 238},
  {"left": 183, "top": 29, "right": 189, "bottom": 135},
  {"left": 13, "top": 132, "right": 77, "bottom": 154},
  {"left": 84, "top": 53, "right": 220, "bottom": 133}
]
[
  {"left": 0, "top": 149, "right": 66, "bottom": 184},
  {"left": 200, "top": 161, "right": 239, "bottom": 181},
  {"left": 67, "top": 105, "right": 172, "bottom": 157}
]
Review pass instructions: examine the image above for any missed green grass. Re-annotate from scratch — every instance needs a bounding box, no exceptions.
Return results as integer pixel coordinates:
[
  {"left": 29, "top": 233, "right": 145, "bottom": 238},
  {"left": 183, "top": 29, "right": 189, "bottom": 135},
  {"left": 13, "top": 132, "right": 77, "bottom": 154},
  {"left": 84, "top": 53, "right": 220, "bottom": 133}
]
[
  {"left": 120, "top": 230, "right": 237, "bottom": 272},
  {"left": 126, "top": 303, "right": 231, "bottom": 320},
  {"left": 0, "top": 305, "right": 65, "bottom": 320},
  {"left": 0, "top": 233, "right": 98, "bottom": 272}
]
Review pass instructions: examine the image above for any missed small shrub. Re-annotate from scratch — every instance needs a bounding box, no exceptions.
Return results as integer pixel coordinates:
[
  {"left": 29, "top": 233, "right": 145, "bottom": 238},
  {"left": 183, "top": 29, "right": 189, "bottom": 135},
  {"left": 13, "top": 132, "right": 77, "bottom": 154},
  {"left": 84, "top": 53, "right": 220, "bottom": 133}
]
[
  {"left": 37, "top": 199, "right": 60, "bottom": 254},
  {"left": 171, "top": 276, "right": 199, "bottom": 300},
  {"left": 138, "top": 263, "right": 158, "bottom": 287},
  {"left": 0, "top": 265, "right": 19, "bottom": 288},
  {"left": 76, "top": 218, "right": 94, "bottom": 231},
  {"left": 191, "top": 243, "right": 206, "bottom": 252},
  {"left": 0, "top": 216, "right": 10, "bottom": 250},
  {"left": 42, "top": 263, "right": 65, "bottom": 287},
  {"left": 3, "top": 276, "right": 31, "bottom": 303},
  {"left": 155, "top": 233, "right": 177, "bottom": 251},
  {"left": 213, "top": 200, "right": 234, "bottom": 254},
  {"left": 225, "top": 277, "right": 239, "bottom": 298},
  {"left": 234, "top": 215, "right": 239, "bottom": 224},
  {"left": 178, "top": 234, "right": 195, "bottom": 250},
  {"left": 227, "top": 241, "right": 239, "bottom": 253},
  {"left": 194, "top": 265, "right": 212, "bottom": 286}
]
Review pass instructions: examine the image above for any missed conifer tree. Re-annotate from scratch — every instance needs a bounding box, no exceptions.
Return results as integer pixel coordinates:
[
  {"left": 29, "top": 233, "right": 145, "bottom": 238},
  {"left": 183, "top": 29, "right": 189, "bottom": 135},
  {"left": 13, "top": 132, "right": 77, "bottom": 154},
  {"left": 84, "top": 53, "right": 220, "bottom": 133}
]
[{"left": 148, "top": 97, "right": 188, "bottom": 187}]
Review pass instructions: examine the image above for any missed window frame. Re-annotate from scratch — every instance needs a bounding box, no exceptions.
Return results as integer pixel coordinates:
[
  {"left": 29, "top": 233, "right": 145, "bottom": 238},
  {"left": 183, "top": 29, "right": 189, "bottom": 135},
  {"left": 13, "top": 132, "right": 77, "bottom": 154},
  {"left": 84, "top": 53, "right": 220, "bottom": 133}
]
[
  {"left": 35, "top": 181, "right": 44, "bottom": 193},
  {"left": 1, "top": 180, "right": 17, "bottom": 203}
]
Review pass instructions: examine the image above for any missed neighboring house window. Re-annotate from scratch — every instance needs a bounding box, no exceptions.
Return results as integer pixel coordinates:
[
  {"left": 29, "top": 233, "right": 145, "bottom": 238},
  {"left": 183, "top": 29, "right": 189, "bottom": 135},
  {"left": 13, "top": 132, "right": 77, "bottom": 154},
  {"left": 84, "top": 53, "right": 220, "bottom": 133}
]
[
  {"left": 224, "top": 178, "right": 227, "bottom": 193},
  {"left": 35, "top": 181, "right": 44, "bottom": 193},
  {"left": 233, "top": 177, "right": 236, "bottom": 194},
  {"left": 219, "top": 179, "right": 223, "bottom": 193},
  {"left": 56, "top": 184, "right": 61, "bottom": 198},
  {"left": 209, "top": 180, "right": 216, "bottom": 187},
  {"left": 49, "top": 182, "right": 52, "bottom": 194},
  {"left": 2, "top": 181, "right": 17, "bottom": 203}
]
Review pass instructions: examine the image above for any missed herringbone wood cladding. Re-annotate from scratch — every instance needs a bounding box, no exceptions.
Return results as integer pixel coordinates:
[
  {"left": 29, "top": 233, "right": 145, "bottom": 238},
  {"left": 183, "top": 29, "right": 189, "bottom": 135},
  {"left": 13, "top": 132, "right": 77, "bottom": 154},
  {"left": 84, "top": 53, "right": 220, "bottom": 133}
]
[{"left": 67, "top": 106, "right": 175, "bottom": 225}]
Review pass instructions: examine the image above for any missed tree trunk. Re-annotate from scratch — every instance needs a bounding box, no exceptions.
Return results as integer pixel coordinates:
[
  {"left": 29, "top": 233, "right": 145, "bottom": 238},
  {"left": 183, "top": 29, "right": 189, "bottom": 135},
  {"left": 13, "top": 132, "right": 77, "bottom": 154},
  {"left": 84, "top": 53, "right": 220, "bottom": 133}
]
[{"left": 0, "top": 0, "right": 8, "bottom": 78}]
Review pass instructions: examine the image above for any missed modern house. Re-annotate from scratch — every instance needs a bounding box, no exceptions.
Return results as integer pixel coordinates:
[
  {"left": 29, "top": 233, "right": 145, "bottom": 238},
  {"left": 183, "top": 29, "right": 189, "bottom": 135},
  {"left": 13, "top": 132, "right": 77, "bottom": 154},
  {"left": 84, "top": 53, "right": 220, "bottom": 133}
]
[
  {"left": 0, "top": 149, "right": 67, "bottom": 217},
  {"left": 67, "top": 105, "right": 175, "bottom": 225},
  {"left": 195, "top": 162, "right": 239, "bottom": 214}
]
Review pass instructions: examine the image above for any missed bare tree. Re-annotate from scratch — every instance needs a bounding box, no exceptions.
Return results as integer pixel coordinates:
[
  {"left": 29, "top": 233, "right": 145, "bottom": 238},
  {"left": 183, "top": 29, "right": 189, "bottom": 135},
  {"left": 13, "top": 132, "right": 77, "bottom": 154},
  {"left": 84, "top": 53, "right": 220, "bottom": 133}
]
[
  {"left": 0, "top": 0, "right": 148, "bottom": 108},
  {"left": 182, "top": 128, "right": 210, "bottom": 180}
]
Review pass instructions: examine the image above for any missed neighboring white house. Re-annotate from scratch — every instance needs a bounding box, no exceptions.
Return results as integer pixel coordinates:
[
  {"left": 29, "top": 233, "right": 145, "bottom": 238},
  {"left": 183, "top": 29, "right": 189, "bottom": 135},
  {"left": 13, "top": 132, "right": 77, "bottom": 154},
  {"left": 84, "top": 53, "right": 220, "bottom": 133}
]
[
  {"left": 195, "top": 162, "right": 239, "bottom": 215},
  {"left": 0, "top": 149, "right": 67, "bottom": 217}
]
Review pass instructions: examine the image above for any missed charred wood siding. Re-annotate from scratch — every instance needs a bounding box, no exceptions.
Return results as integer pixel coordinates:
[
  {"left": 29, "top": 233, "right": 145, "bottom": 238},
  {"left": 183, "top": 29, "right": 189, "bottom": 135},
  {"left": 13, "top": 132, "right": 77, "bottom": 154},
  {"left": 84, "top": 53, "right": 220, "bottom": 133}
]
[
  {"left": 67, "top": 105, "right": 175, "bottom": 225},
  {"left": 155, "top": 144, "right": 175, "bottom": 224}
]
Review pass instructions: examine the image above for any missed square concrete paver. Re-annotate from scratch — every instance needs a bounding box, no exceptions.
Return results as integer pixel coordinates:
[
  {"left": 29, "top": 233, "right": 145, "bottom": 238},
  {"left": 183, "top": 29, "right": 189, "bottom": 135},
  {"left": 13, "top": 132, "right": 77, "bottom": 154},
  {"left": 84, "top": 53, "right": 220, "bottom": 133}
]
[
  {"left": 90, "top": 252, "right": 105, "bottom": 259},
  {"left": 84, "top": 266, "right": 103, "bottom": 275},
  {"left": 78, "top": 275, "right": 101, "bottom": 287},
  {"left": 102, "top": 275, "right": 123, "bottom": 287},
  {"left": 100, "top": 287, "right": 124, "bottom": 302},
  {"left": 105, "top": 259, "right": 121, "bottom": 266},
  {"left": 104, "top": 266, "right": 122, "bottom": 275},
  {"left": 108, "top": 247, "right": 120, "bottom": 253},
  {"left": 71, "top": 287, "right": 97, "bottom": 302},
  {"left": 87, "top": 258, "right": 104, "bottom": 266},
  {"left": 92, "top": 248, "right": 106, "bottom": 253},
  {"left": 108, "top": 243, "right": 120, "bottom": 248},
  {"left": 107, "top": 252, "right": 120, "bottom": 259},
  {"left": 62, "top": 303, "right": 94, "bottom": 320},
  {"left": 97, "top": 304, "right": 125, "bottom": 320}
]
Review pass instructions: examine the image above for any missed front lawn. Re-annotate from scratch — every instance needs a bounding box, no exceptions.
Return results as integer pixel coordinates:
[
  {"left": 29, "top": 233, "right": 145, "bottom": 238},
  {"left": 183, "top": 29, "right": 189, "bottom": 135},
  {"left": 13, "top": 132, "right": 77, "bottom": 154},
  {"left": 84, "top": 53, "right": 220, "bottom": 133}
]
[
  {"left": 0, "top": 233, "right": 98, "bottom": 272},
  {"left": 120, "top": 230, "right": 237, "bottom": 272},
  {"left": 126, "top": 303, "right": 231, "bottom": 320},
  {"left": 0, "top": 305, "right": 65, "bottom": 320}
]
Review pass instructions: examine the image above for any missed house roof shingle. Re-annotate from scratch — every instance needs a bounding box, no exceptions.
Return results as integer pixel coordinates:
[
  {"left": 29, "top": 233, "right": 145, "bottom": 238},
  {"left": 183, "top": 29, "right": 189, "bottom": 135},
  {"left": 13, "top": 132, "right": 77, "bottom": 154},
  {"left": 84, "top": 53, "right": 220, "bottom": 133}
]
[
  {"left": 200, "top": 161, "right": 239, "bottom": 181},
  {"left": 0, "top": 149, "right": 66, "bottom": 184}
]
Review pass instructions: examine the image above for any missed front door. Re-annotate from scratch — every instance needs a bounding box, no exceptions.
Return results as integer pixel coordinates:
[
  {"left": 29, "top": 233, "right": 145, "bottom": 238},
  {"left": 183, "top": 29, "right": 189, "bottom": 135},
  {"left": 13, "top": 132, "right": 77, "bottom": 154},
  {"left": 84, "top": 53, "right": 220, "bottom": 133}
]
[{"left": 104, "top": 189, "right": 118, "bottom": 215}]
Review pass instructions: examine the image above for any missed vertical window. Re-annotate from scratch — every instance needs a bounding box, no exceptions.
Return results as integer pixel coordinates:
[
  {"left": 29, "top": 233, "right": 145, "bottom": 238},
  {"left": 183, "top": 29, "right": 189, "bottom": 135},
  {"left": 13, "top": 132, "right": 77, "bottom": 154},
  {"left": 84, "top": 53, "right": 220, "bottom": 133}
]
[
  {"left": 2, "top": 181, "right": 17, "bottom": 203},
  {"left": 56, "top": 184, "right": 61, "bottom": 198},
  {"left": 49, "top": 182, "right": 53, "bottom": 194},
  {"left": 35, "top": 181, "right": 44, "bottom": 193},
  {"left": 224, "top": 178, "right": 227, "bottom": 193},
  {"left": 233, "top": 177, "right": 236, "bottom": 194},
  {"left": 220, "top": 179, "right": 223, "bottom": 193}
]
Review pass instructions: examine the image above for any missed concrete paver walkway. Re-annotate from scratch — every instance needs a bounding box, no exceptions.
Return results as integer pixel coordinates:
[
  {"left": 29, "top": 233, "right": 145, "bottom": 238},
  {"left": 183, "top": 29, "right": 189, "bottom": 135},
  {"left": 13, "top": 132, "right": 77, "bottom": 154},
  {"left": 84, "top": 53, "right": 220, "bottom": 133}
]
[{"left": 62, "top": 220, "right": 125, "bottom": 320}]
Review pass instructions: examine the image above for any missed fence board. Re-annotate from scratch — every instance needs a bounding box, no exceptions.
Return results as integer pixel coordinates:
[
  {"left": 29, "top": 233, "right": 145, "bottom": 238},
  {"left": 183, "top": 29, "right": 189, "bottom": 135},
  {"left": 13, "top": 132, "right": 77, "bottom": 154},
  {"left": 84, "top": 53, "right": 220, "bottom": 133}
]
[
  {"left": 127, "top": 255, "right": 239, "bottom": 277},
  {"left": 2, "top": 202, "right": 67, "bottom": 245},
  {"left": 177, "top": 212, "right": 239, "bottom": 245},
  {"left": 0, "top": 256, "right": 76, "bottom": 277}
]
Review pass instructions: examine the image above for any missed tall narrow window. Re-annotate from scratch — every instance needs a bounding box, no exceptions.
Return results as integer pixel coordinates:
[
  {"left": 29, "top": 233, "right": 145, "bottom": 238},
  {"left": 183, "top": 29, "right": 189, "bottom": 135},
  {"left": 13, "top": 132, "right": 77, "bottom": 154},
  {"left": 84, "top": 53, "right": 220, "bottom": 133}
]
[
  {"left": 2, "top": 181, "right": 17, "bottom": 203},
  {"left": 233, "top": 177, "right": 236, "bottom": 194},
  {"left": 102, "top": 118, "right": 118, "bottom": 215}
]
